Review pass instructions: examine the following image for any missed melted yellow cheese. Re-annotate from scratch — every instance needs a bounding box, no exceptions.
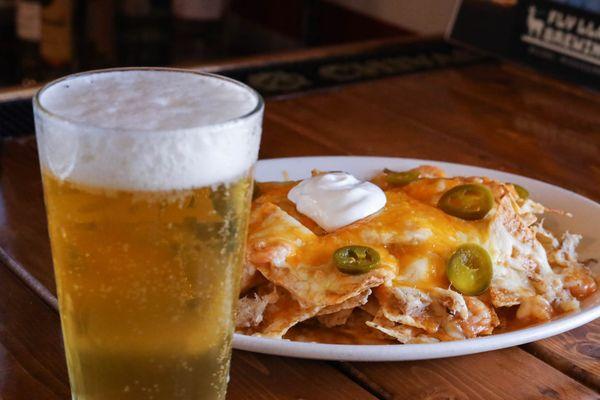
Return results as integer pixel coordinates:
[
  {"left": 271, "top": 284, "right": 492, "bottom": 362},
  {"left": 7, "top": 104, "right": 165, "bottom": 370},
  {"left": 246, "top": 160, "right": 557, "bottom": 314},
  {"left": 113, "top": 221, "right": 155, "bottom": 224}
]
[
  {"left": 244, "top": 173, "right": 596, "bottom": 342},
  {"left": 254, "top": 182, "right": 488, "bottom": 290}
]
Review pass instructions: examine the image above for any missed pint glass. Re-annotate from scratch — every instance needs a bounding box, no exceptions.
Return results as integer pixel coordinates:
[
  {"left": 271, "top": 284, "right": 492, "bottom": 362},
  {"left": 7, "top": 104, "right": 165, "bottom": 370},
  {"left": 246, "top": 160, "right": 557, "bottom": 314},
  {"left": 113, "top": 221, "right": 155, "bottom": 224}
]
[{"left": 33, "top": 68, "right": 263, "bottom": 399}]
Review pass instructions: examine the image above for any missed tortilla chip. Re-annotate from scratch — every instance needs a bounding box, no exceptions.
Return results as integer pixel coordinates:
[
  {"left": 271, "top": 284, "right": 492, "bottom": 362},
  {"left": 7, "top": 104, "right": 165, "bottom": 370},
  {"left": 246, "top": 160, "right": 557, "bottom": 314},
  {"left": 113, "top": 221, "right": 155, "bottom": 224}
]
[
  {"left": 238, "top": 285, "right": 321, "bottom": 338},
  {"left": 316, "top": 289, "right": 371, "bottom": 327},
  {"left": 318, "top": 288, "right": 372, "bottom": 316},
  {"left": 288, "top": 309, "right": 394, "bottom": 344},
  {"left": 247, "top": 202, "right": 394, "bottom": 308},
  {"left": 317, "top": 309, "right": 354, "bottom": 328},
  {"left": 374, "top": 285, "right": 438, "bottom": 333},
  {"left": 365, "top": 313, "right": 439, "bottom": 344}
]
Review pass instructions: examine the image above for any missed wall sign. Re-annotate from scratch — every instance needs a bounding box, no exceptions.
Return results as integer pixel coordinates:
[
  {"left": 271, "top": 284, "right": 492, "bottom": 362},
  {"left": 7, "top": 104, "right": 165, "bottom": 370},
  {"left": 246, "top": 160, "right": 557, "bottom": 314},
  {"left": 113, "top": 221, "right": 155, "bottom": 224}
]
[{"left": 448, "top": 0, "right": 599, "bottom": 89}]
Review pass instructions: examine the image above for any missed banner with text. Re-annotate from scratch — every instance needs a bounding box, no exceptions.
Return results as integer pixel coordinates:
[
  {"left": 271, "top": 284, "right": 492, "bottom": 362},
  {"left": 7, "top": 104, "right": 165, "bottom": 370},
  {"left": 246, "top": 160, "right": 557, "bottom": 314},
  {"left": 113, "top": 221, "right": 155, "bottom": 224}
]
[{"left": 448, "top": 0, "right": 599, "bottom": 88}]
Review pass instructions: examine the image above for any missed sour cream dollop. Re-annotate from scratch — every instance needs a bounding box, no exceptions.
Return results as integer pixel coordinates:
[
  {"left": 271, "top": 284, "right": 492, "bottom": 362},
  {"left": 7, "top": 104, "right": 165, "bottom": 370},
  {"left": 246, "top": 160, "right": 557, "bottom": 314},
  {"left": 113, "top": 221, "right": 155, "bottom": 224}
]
[{"left": 287, "top": 172, "right": 386, "bottom": 232}]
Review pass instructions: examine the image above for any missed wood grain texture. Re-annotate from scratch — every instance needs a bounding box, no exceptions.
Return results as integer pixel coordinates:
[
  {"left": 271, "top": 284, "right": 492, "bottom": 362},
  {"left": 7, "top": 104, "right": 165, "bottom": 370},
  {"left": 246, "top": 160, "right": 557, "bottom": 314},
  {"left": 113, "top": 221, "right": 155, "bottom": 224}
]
[
  {"left": 0, "top": 37, "right": 598, "bottom": 399},
  {"left": 0, "top": 137, "right": 56, "bottom": 296},
  {"left": 229, "top": 352, "right": 376, "bottom": 400},
  {"left": 524, "top": 319, "right": 600, "bottom": 391},
  {"left": 0, "top": 264, "right": 70, "bottom": 400},
  {"left": 341, "top": 348, "right": 599, "bottom": 400}
]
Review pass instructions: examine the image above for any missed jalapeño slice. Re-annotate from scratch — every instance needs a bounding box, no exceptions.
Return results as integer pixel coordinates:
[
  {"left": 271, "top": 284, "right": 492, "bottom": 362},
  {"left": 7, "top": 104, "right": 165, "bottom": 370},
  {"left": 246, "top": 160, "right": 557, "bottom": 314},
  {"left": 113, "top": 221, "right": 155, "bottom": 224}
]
[
  {"left": 334, "top": 245, "right": 380, "bottom": 275},
  {"left": 447, "top": 244, "right": 493, "bottom": 296},
  {"left": 438, "top": 184, "right": 493, "bottom": 220},
  {"left": 384, "top": 168, "right": 421, "bottom": 186}
]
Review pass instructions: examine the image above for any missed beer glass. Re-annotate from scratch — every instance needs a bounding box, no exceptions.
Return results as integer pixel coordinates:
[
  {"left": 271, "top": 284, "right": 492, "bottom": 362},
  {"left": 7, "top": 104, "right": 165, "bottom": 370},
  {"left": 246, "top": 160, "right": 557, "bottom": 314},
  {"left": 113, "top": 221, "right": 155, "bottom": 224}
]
[{"left": 33, "top": 68, "right": 263, "bottom": 399}]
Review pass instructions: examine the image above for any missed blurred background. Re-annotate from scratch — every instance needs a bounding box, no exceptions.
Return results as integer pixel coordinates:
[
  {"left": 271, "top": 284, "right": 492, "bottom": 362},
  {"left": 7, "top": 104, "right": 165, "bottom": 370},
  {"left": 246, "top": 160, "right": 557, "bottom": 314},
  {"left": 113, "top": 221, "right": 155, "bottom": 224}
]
[{"left": 0, "top": 0, "right": 459, "bottom": 88}]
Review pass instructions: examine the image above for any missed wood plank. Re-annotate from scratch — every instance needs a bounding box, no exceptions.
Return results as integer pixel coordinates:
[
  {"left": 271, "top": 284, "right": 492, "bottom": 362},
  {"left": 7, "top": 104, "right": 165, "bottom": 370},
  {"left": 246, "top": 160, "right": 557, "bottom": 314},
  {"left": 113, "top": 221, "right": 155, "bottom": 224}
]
[
  {"left": 261, "top": 113, "right": 347, "bottom": 159},
  {"left": 0, "top": 264, "right": 70, "bottom": 400},
  {"left": 0, "top": 137, "right": 56, "bottom": 296},
  {"left": 341, "top": 348, "right": 599, "bottom": 400},
  {"left": 262, "top": 87, "right": 515, "bottom": 169},
  {"left": 0, "top": 346, "right": 65, "bottom": 400},
  {"left": 229, "top": 352, "right": 376, "bottom": 400},
  {"left": 524, "top": 319, "right": 600, "bottom": 391},
  {"left": 443, "top": 63, "right": 600, "bottom": 132},
  {"left": 354, "top": 67, "right": 599, "bottom": 200}
]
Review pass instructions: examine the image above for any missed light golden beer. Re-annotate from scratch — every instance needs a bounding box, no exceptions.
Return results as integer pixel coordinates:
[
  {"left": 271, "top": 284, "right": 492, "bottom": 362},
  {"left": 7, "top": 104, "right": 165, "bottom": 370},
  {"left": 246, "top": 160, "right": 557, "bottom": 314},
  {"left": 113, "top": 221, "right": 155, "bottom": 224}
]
[
  {"left": 43, "top": 172, "right": 252, "bottom": 399},
  {"left": 34, "top": 69, "right": 263, "bottom": 400}
]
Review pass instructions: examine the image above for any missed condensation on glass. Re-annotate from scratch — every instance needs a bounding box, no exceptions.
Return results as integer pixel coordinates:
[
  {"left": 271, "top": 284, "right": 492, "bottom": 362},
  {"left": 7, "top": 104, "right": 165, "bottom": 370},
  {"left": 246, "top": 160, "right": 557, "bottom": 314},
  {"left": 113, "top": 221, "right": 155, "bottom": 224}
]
[{"left": 33, "top": 68, "right": 264, "bottom": 400}]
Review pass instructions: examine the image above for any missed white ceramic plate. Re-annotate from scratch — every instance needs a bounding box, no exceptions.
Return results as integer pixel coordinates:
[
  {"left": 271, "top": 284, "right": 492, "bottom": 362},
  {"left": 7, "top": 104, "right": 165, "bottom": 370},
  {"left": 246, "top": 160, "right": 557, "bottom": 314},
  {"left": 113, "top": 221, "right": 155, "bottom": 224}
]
[{"left": 232, "top": 156, "right": 600, "bottom": 361}]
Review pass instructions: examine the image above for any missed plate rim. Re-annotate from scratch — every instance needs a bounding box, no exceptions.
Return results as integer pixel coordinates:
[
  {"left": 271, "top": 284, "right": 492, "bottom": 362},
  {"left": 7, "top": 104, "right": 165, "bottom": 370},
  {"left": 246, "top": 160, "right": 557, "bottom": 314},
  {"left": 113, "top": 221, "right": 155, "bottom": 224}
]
[{"left": 233, "top": 155, "right": 600, "bottom": 361}]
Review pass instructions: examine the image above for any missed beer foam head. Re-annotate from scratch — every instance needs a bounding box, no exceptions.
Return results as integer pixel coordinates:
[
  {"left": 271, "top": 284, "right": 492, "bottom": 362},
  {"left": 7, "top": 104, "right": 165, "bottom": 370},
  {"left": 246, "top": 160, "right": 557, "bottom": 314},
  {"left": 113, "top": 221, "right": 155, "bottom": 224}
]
[{"left": 34, "top": 69, "right": 263, "bottom": 191}]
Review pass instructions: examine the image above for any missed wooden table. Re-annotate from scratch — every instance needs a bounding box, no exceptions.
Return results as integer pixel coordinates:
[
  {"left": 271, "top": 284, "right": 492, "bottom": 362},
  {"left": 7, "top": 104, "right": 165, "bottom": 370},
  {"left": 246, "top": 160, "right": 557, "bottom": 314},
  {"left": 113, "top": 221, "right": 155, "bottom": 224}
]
[{"left": 0, "top": 37, "right": 598, "bottom": 400}]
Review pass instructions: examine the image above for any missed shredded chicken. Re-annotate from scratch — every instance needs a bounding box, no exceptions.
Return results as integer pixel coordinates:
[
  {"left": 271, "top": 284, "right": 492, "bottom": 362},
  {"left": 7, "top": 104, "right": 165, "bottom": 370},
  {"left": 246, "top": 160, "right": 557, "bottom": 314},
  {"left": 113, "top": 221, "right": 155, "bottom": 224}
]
[{"left": 516, "top": 295, "right": 552, "bottom": 322}]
